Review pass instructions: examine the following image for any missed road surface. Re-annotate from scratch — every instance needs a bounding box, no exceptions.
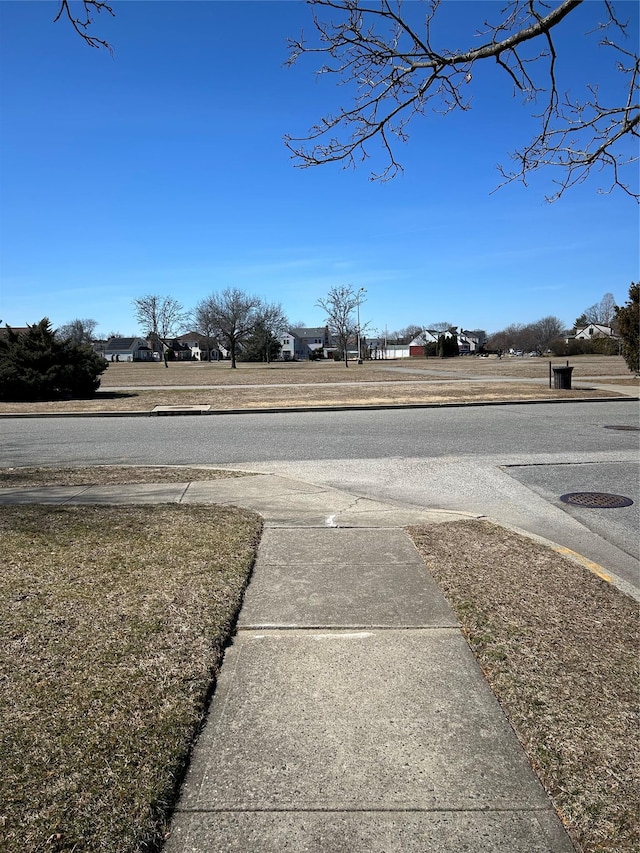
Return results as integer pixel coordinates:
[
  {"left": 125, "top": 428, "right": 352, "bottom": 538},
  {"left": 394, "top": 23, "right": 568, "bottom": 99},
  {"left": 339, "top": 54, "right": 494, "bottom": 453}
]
[{"left": 1, "top": 399, "right": 638, "bottom": 594}]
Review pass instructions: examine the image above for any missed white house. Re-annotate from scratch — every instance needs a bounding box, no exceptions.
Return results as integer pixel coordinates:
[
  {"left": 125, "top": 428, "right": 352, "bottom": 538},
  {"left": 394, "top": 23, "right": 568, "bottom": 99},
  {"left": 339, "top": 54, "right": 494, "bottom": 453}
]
[
  {"left": 104, "top": 337, "right": 153, "bottom": 362},
  {"left": 280, "top": 332, "right": 295, "bottom": 360},
  {"left": 281, "top": 328, "right": 332, "bottom": 360},
  {"left": 573, "top": 323, "right": 618, "bottom": 341},
  {"left": 174, "top": 332, "right": 222, "bottom": 361},
  {"left": 457, "top": 329, "right": 485, "bottom": 354}
]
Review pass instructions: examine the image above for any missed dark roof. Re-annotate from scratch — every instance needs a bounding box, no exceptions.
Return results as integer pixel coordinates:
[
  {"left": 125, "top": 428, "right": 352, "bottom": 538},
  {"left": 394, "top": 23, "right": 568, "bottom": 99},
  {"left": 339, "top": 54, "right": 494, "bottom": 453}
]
[
  {"left": 175, "top": 332, "right": 220, "bottom": 345},
  {"left": 167, "top": 340, "right": 191, "bottom": 352},
  {"left": 290, "top": 327, "right": 327, "bottom": 339},
  {"left": 0, "top": 326, "right": 29, "bottom": 338},
  {"left": 105, "top": 337, "right": 147, "bottom": 350}
]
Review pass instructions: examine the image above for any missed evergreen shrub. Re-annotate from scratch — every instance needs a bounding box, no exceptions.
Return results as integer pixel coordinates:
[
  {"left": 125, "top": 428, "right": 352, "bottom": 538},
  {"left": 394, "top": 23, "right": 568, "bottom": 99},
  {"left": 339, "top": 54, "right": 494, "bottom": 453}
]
[{"left": 0, "top": 319, "right": 108, "bottom": 401}]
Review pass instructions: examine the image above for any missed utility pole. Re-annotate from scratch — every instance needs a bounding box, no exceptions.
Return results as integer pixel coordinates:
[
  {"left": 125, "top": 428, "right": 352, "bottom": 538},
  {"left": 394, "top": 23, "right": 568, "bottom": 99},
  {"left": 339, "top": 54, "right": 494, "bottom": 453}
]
[{"left": 357, "top": 287, "right": 366, "bottom": 364}]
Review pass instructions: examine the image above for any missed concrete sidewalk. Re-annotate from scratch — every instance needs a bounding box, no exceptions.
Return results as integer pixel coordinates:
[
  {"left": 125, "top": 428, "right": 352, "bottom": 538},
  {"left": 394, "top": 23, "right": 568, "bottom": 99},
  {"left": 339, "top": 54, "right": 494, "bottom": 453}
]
[
  {"left": 165, "top": 527, "right": 574, "bottom": 853},
  {"left": 0, "top": 475, "right": 476, "bottom": 527},
  {"left": 166, "top": 526, "right": 573, "bottom": 853},
  {"left": 0, "top": 476, "right": 576, "bottom": 851}
]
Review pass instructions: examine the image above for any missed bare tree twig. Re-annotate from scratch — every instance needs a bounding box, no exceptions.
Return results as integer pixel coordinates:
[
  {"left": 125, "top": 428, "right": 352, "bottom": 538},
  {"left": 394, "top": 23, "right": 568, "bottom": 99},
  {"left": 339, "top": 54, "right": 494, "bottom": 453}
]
[
  {"left": 285, "top": 0, "right": 639, "bottom": 200},
  {"left": 54, "top": 0, "right": 114, "bottom": 53}
]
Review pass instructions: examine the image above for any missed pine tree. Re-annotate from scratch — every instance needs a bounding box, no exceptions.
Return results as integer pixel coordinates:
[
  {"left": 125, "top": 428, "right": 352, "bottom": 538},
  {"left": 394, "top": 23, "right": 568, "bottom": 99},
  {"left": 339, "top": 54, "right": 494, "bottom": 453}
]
[
  {"left": 615, "top": 284, "right": 639, "bottom": 375},
  {"left": 0, "top": 318, "right": 108, "bottom": 401}
]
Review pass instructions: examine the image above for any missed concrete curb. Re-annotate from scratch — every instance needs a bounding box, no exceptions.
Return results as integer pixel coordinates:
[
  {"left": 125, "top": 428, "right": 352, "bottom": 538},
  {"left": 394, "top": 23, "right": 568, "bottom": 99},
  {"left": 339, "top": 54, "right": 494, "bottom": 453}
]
[{"left": 0, "top": 394, "right": 637, "bottom": 418}]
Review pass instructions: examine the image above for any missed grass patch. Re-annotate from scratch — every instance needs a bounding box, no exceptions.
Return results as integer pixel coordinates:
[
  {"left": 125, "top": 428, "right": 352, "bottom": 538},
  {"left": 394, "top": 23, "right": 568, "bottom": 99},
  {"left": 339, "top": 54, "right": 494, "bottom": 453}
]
[
  {"left": 0, "top": 504, "right": 262, "bottom": 852},
  {"left": 408, "top": 519, "right": 640, "bottom": 853},
  {"left": 0, "top": 354, "right": 633, "bottom": 413},
  {"left": 0, "top": 382, "right": 618, "bottom": 414},
  {"left": 0, "top": 466, "right": 251, "bottom": 488},
  {"left": 97, "top": 355, "right": 636, "bottom": 386}
]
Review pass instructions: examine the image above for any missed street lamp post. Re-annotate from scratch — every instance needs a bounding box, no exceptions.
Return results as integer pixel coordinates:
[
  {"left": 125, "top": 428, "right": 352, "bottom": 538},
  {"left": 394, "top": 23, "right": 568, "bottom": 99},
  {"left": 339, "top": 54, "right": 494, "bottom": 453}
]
[{"left": 357, "top": 287, "right": 366, "bottom": 364}]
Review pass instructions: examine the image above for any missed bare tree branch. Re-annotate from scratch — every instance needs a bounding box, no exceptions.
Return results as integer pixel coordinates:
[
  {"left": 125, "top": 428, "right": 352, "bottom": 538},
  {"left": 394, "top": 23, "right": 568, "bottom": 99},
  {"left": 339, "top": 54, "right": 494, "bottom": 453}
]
[
  {"left": 132, "top": 295, "right": 189, "bottom": 343},
  {"left": 196, "top": 288, "right": 263, "bottom": 368},
  {"left": 285, "top": 0, "right": 639, "bottom": 199},
  {"left": 316, "top": 284, "right": 362, "bottom": 366},
  {"left": 54, "top": 0, "right": 114, "bottom": 53},
  {"left": 56, "top": 318, "right": 99, "bottom": 344}
]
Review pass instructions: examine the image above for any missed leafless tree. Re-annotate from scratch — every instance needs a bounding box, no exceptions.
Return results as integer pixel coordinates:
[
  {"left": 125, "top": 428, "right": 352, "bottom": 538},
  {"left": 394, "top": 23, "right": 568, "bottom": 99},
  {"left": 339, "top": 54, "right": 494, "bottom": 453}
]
[
  {"left": 56, "top": 317, "right": 98, "bottom": 344},
  {"left": 530, "top": 315, "right": 566, "bottom": 353},
  {"left": 285, "top": 0, "right": 639, "bottom": 201},
  {"left": 489, "top": 316, "right": 565, "bottom": 354},
  {"left": 388, "top": 323, "right": 423, "bottom": 343},
  {"left": 254, "top": 301, "right": 290, "bottom": 363},
  {"left": 196, "top": 288, "right": 263, "bottom": 368},
  {"left": 488, "top": 321, "right": 547, "bottom": 353},
  {"left": 316, "top": 284, "right": 363, "bottom": 366},
  {"left": 427, "top": 321, "right": 456, "bottom": 332},
  {"left": 487, "top": 323, "right": 526, "bottom": 353},
  {"left": 583, "top": 291, "right": 618, "bottom": 324},
  {"left": 54, "top": 1, "right": 637, "bottom": 200},
  {"left": 132, "top": 295, "right": 189, "bottom": 350},
  {"left": 54, "top": 0, "right": 114, "bottom": 52},
  {"left": 192, "top": 301, "right": 219, "bottom": 362}
]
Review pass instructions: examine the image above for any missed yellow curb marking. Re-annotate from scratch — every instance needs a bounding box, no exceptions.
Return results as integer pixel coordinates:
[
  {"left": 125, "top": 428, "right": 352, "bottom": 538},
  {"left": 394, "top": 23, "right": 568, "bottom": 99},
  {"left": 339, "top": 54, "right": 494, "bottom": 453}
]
[{"left": 554, "top": 546, "right": 612, "bottom": 583}]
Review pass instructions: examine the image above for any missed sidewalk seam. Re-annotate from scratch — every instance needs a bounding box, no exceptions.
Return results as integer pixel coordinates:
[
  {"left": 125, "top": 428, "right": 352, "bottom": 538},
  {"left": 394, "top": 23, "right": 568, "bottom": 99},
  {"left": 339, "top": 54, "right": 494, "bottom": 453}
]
[
  {"left": 171, "top": 805, "right": 557, "bottom": 814},
  {"left": 234, "top": 625, "right": 461, "bottom": 632}
]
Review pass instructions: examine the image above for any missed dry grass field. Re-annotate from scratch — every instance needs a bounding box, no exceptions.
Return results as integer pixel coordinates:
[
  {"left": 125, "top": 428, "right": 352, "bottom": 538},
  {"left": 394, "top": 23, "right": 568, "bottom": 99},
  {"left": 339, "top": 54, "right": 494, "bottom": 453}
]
[
  {"left": 98, "top": 353, "right": 635, "bottom": 386},
  {"left": 0, "top": 355, "right": 634, "bottom": 414},
  {"left": 409, "top": 520, "right": 640, "bottom": 853},
  {"left": 0, "top": 501, "right": 262, "bottom": 853}
]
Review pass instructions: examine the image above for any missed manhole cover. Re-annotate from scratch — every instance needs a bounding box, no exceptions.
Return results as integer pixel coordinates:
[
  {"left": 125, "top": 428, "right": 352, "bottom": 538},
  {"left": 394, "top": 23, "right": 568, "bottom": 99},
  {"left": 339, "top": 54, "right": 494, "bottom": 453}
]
[
  {"left": 560, "top": 492, "right": 634, "bottom": 509},
  {"left": 604, "top": 425, "right": 640, "bottom": 431}
]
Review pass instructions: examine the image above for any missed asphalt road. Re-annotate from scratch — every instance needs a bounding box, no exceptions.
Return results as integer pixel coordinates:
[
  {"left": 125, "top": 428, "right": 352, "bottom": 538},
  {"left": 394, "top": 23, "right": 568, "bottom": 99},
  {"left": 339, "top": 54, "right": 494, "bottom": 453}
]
[{"left": 1, "top": 399, "right": 638, "bottom": 594}]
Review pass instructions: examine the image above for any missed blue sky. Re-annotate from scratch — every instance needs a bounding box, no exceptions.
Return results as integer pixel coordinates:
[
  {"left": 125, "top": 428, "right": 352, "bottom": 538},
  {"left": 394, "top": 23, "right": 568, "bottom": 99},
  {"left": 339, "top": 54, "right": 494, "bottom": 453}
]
[{"left": 0, "top": 0, "right": 638, "bottom": 339}]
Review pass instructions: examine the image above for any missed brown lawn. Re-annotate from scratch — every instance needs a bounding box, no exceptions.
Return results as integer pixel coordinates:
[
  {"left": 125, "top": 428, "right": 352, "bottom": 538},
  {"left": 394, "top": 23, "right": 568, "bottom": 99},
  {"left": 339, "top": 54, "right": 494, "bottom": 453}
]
[{"left": 0, "top": 355, "right": 633, "bottom": 414}]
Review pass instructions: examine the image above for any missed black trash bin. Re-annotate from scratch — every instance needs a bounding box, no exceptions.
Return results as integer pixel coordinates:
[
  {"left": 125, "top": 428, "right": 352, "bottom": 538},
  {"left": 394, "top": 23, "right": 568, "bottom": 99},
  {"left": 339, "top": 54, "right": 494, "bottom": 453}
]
[{"left": 552, "top": 366, "right": 574, "bottom": 389}]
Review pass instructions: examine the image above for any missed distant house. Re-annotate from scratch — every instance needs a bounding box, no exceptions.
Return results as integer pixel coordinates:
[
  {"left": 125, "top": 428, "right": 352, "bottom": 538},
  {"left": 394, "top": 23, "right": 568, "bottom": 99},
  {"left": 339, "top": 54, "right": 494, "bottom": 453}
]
[
  {"left": 104, "top": 337, "right": 154, "bottom": 362},
  {"left": 457, "top": 329, "right": 485, "bottom": 354},
  {"left": 408, "top": 329, "right": 456, "bottom": 357},
  {"left": 91, "top": 340, "right": 109, "bottom": 359},
  {"left": 405, "top": 328, "right": 485, "bottom": 357},
  {"left": 573, "top": 323, "right": 618, "bottom": 341},
  {"left": 365, "top": 336, "right": 389, "bottom": 359},
  {"left": 165, "top": 339, "right": 192, "bottom": 361},
  {"left": 0, "top": 326, "right": 30, "bottom": 339},
  {"left": 409, "top": 330, "right": 435, "bottom": 357},
  {"left": 175, "top": 332, "right": 221, "bottom": 361},
  {"left": 282, "top": 327, "right": 332, "bottom": 360},
  {"left": 383, "top": 343, "right": 411, "bottom": 358},
  {"left": 280, "top": 332, "right": 295, "bottom": 360}
]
